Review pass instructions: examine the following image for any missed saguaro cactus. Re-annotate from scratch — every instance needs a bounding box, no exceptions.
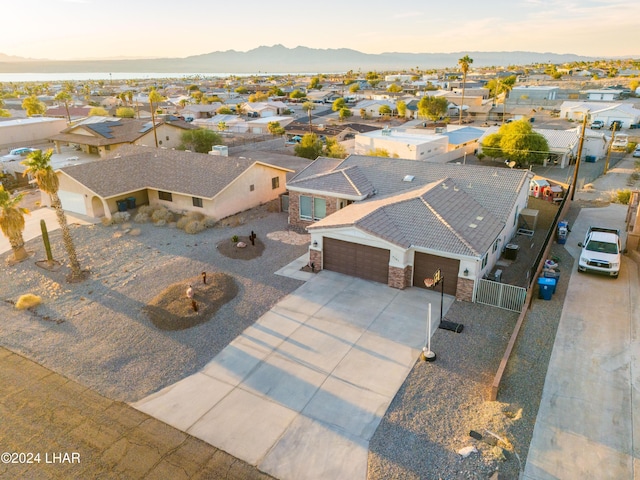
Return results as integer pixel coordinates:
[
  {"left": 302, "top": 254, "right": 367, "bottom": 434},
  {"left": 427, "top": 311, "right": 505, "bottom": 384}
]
[{"left": 40, "top": 219, "right": 54, "bottom": 264}]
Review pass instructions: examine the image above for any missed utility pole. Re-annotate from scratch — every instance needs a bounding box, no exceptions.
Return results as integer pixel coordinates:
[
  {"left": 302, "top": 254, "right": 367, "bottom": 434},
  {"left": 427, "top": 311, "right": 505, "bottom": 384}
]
[
  {"left": 570, "top": 115, "right": 588, "bottom": 201},
  {"left": 604, "top": 123, "right": 618, "bottom": 174}
]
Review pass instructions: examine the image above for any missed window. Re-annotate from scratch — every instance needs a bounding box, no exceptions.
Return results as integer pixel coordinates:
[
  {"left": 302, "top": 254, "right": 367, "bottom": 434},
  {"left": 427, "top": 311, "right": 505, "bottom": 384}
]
[
  {"left": 481, "top": 253, "right": 488, "bottom": 269},
  {"left": 158, "top": 191, "right": 172, "bottom": 201},
  {"left": 192, "top": 197, "right": 203, "bottom": 208},
  {"left": 166, "top": 136, "right": 169, "bottom": 141},
  {"left": 249, "top": 184, "right": 255, "bottom": 192},
  {"left": 271, "top": 176, "right": 280, "bottom": 189},
  {"left": 492, "top": 239, "right": 499, "bottom": 253},
  {"left": 313, "top": 198, "right": 326, "bottom": 220},
  {"left": 299, "top": 195, "right": 312, "bottom": 220}
]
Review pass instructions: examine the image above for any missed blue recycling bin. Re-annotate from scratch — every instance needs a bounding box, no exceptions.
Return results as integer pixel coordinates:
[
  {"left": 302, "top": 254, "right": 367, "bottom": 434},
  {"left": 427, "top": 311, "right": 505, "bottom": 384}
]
[
  {"left": 126, "top": 196, "right": 136, "bottom": 209},
  {"left": 538, "top": 277, "right": 555, "bottom": 300},
  {"left": 116, "top": 200, "right": 127, "bottom": 212},
  {"left": 557, "top": 220, "right": 568, "bottom": 244}
]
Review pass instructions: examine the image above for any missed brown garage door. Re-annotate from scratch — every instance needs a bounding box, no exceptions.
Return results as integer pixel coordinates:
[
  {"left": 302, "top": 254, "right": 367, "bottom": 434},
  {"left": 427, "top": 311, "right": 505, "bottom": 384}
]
[
  {"left": 413, "top": 252, "right": 459, "bottom": 296},
  {"left": 323, "top": 238, "right": 390, "bottom": 284}
]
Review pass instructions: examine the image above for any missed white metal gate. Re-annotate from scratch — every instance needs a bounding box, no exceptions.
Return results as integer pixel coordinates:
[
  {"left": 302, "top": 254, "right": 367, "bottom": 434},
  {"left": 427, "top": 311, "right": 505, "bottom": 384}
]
[{"left": 475, "top": 279, "right": 527, "bottom": 312}]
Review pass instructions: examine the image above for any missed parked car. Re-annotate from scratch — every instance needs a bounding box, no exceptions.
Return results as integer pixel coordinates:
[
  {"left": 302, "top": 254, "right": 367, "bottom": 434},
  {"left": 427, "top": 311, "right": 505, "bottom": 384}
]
[
  {"left": 630, "top": 123, "right": 640, "bottom": 130},
  {"left": 590, "top": 120, "right": 604, "bottom": 129},
  {"left": 633, "top": 147, "right": 640, "bottom": 158},
  {"left": 610, "top": 120, "right": 623, "bottom": 130},
  {"left": 1, "top": 147, "right": 39, "bottom": 162}
]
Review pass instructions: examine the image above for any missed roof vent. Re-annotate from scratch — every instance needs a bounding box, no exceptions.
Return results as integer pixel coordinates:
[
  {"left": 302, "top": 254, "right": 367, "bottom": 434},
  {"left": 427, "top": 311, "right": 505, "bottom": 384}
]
[
  {"left": 403, "top": 175, "right": 415, "bottom": 182},
  {"left": 469, "top": 223, "right": 478, "bottom": 228}
]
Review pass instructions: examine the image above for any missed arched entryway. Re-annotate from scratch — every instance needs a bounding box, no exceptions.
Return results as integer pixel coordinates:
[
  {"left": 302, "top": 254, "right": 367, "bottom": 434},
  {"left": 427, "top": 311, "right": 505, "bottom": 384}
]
[{"left": 91, "top": 196, "right": 105, "bottom": 218}]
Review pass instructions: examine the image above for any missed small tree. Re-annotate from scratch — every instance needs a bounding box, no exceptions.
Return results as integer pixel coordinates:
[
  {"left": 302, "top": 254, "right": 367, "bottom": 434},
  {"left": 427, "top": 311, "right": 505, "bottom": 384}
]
[
  {"left": 387, "top": 84, "right": 403, "bottom": 93},
  {"left": 417, "top": 96, "right": 448, "bottom": 122},
  {"left": 289, "top": 89, "right": 306, "bottom": 100},
  {"left": 332, "top": 98, "right": 346, "bottom": 112},
  {"left": 379, "top": 105, "right": 392, "bottom": 116},
  {"left": 249, "top": 91, "right": 268, "bottom": 102},
  {"left": 22, "top": 95, "right": 46, "bottom": 116},
  {"left": 367, "top": 148, "right": 391, "bottom": 157},
  {"left": 116, "top": 107, "right": 135, "bottom": 118},
  {"left": 294, "top": 133, "right": 323, "bottom": 160},
  {"left": 338, "top": 107, "right": 352, "bottom": 122},
  {"left": 216, "top": 106, "right": 233, "bottom": 115},
  {"left": 267, "top": 121, "right": 285, "bottom": 136},
  {"left": 324, "top": 138, "right": 347, "bottom": 159},
  {"left": 481, "top": 120, "right": 549, "bottom": 166},
  {"left": 349, "top": 84, "right": 360, "bottom": 94},
  {"left": 179, "top": 128, "right": 223, "bottom": 153}
]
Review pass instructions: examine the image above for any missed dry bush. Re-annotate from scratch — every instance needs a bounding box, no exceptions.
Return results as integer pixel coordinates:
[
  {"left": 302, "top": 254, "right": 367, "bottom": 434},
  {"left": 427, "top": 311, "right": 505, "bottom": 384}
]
[
  {"left": 176, "top": 216, "right": 190, "bottom": 230},
  {"left": 113, "top": 231, "right": 123, "bottom": 239},
  {"left": 16, "top": 294, "right": 42, "bottom": 310},
  {"left": 204, "top": 217, "right": 216, "bottom": 228},
  {"left": 184, "top": 220, "right": 206, "bottom": 234},
  {"left": 134, "top": 212, "right": 150, "bottom": 223},
  {"left": 186, "top": 211, "right": 205, "bottom": 221},
  {"left": 101, "top": 217, "right": 114, "bottom": 226},
  {"left": 112, "top": 212, "right": 130, "bottom": 224},
  {"left": 129, "top": 228, "right": 142, "bottom": 236},
  {"left": 154, "top": 219, "right": 166, "bottom": 227},
  {"left": 152, "top": 207, "right": 173, "bottom": 222},
  {"left": 137, "top": 205, "right": 155, "bottom": 215}
]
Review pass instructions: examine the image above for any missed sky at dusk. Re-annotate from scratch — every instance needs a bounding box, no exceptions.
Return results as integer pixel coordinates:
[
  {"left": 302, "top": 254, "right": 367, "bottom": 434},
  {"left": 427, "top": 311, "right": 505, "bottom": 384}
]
[{"left": 4, "top": 0, "right": 639, "bottom": 60}]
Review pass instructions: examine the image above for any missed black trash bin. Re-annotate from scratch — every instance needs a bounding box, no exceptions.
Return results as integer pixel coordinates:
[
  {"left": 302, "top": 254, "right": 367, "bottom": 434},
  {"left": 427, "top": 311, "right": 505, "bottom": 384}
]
[
  {"left": 504, "top": 243, "right": 520, "bottom": 261},
  {"left": 126, "top": 197, "right": 136, "bottom": 209}
]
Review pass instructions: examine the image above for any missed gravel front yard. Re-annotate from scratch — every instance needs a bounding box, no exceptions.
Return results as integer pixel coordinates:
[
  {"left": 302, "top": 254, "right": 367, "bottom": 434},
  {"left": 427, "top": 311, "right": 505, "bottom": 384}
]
[{"left": 1, "top": 208, "right": 308, "bottom": 403}]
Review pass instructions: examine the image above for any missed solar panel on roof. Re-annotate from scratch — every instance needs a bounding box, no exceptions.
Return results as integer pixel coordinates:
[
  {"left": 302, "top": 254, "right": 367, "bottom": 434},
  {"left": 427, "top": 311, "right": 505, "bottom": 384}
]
[{"left": 139, "top": 122, "right": 153, "bottom": 133}]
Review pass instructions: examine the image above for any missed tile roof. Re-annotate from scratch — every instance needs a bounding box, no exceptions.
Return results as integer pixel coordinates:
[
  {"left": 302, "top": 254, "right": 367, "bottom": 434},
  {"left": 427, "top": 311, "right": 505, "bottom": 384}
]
[
  {"left": 288, "top": 165, "right": 375, "bottom": 198},
  {"left": 310, "top": 178, "right": 504, "bottom": 256},
  {"left": 59, "top": 146, "right": 292, "bottom": 199}
]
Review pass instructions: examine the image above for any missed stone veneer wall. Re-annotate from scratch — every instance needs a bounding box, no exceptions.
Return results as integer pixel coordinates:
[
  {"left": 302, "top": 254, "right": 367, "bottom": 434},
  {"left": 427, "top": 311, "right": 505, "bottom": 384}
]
[
  {"left": 456, "top": 277, "right": 474, "bottom": 302},
  {"left": 288, "top": 192, "right": 340, "bottom": 232},
  {"left": 388, "top": 265, "right": 412, "bottom": 289},
  {"left": 309, "top": 249, "right": 323, "bottom": 271}
]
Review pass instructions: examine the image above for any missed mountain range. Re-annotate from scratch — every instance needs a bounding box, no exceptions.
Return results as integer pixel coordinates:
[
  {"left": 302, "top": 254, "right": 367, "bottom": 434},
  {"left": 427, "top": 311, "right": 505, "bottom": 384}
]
[{"left": 0, "top": 45, "right": 607, "bottom": 74}]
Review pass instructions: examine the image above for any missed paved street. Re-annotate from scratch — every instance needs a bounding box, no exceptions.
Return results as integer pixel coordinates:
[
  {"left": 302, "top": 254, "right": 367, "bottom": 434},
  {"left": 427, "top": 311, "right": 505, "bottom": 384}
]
[{"left": 523, "top": 155, "right": 640, "bottom": 479}]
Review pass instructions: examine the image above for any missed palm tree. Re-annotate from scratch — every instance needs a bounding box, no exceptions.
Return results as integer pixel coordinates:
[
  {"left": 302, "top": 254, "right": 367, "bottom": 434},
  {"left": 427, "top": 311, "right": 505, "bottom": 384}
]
[
  {"left": 148, "top": 88, "right": 165, "bottom": 148},
  {"left": 458, "top": 55, "right": 473, "bottom": 125},
  {"left": 0, "top": 186, "right": 29, "bottom": 262},
  {"left": 498, "top": 76, "right": 516, "bottom": 123},
  {"left": 22, "top": 149, "right": 84, "bottom": 281},
  {"left": 302, "top": 101, "right": 316, "bottom": 132},
  {"left": 54, "top": 91, "right": 72, "bottom": 123}
]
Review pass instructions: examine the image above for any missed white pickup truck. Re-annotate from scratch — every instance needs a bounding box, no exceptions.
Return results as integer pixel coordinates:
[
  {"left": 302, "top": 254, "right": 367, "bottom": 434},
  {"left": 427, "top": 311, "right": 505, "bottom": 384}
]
[{"left": 578, "top": 227, "right": 621, "bottom": 278}]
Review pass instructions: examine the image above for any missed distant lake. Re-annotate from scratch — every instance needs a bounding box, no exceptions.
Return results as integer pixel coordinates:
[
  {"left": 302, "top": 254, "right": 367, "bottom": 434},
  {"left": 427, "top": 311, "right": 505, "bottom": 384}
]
[{"left": 0, "top": 72, "right": 303, "bottom": 82}]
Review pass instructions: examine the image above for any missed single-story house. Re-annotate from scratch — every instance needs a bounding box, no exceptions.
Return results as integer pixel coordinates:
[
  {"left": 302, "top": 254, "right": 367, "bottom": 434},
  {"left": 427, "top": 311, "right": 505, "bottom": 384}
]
[
  {"left": 46, "top": 146, "right": 293, "bottom": 220},
  {"left": 583, "top": 89, "right": 625, "bottom": 101},
  {"left": 48, "top": 115, "right": 198, "bottom": 157},
  {"left": 478, "top": 126, "right": 579, "bottom": 168},
  {"left": 354, "top": 127, "right": 448, "bottom": 160},
  {"left": 0, "top": 117, "right": 67, "bottom": 152},
  {"left": 286, "top": 155, "right": 534, "bottom": 301},
  {"left": 510, "top": 86, "right": 559, "bottom": 101},
  {"left": 560, "top": 101, "right": 640, "bottom": 129}
]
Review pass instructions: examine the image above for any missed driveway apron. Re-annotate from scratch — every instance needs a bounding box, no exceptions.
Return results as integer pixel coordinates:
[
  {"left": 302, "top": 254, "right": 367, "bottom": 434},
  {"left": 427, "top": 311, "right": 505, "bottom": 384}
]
[{"left": 134, "top": 270, "right": 453, "bottom": 480}]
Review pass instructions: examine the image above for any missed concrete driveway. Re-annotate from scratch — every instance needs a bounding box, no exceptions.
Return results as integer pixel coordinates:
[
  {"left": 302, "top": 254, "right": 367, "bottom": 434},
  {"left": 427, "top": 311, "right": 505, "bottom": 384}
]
[
  {"left": 0, "top": 205, "right": 94, "bottom": 255},
  {"left": 524, "top": 158, "right": 640, "bottom": 478},
  {"left": 134, "top": 270, "right": 453, "bottom": 480}
]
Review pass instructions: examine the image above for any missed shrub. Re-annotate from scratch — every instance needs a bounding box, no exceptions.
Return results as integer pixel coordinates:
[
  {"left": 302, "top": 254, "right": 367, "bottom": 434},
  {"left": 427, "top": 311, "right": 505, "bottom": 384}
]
[
  {"left": 232, "top": 235, "right": 239, "bottom": 243},
  {"left": 152, "top": 207, "right": 173, "bottom": 222},
  {"left": 101, "top": 217, "right": 114, "bottom": 226},
  {"left": 134, "top": 212, "right": 150, "bottom": 223},
  {"left": 154, "top": 219, "right": 166, "bottom": 227},
  {"left": 137, "top": 205, "right": 155, "bottom": 215},
  {"left": 186, "top": 211, "right": 205, "bottom": 221},
  {"left": 185, "top": 220, "right": 206, "bottom": 234},
  {"left": 614, "top": 189, "right": 631, "bottom": 205},
  {"left": 16, "top": 294, "right": 42, "bottom": 310},
  {"left": 112, "top": 212, "right": 130, "bottom": 224},
  {"left": 176, "top": 216, "right": 190, "bottom": 230},
  {"left": 204, "top": 217, "right": 216, "bottom": 228},
  {"left": 129, "top": 228, "right": 142, "bottom": 236}
]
